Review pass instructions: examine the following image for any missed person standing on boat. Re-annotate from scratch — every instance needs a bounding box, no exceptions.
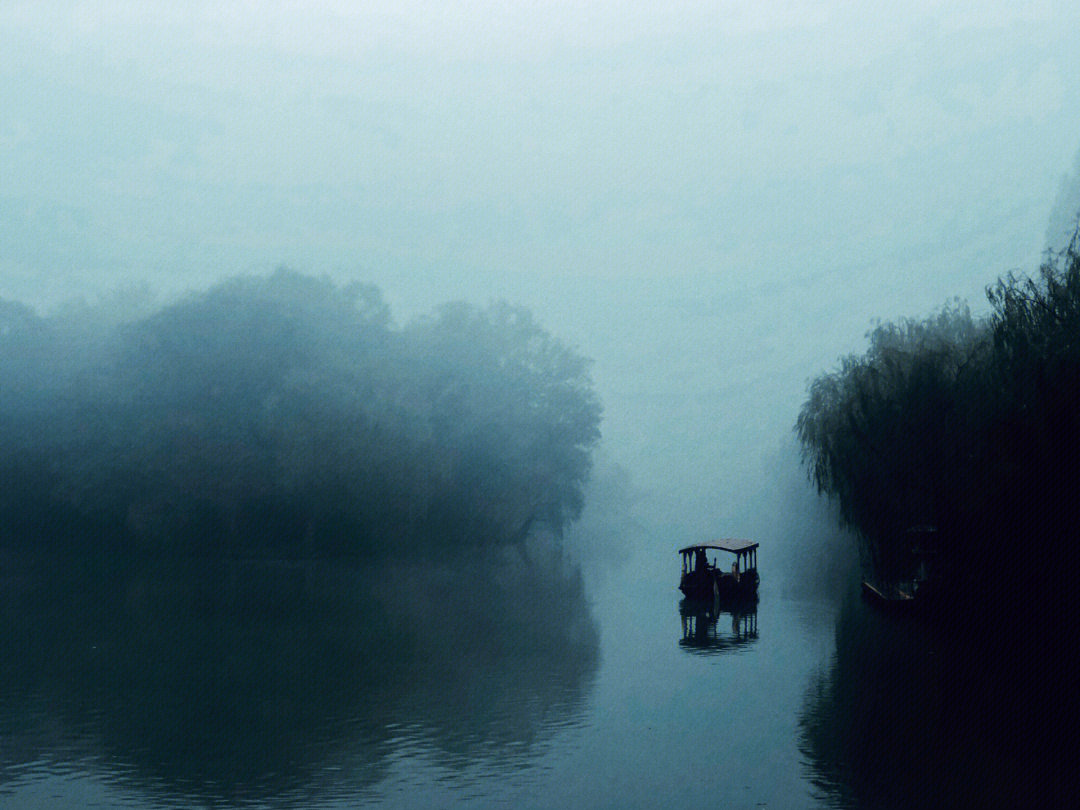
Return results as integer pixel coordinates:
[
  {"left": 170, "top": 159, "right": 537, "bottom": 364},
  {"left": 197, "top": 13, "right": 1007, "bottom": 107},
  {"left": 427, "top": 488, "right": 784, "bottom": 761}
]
[{"left": 695, "top": 547, "right": 708, "bottom": 573}]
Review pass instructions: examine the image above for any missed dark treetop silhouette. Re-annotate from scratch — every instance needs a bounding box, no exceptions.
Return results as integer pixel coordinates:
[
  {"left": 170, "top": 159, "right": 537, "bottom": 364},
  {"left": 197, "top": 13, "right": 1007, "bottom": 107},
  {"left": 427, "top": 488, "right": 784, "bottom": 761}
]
[
  {"left": 0, "top": 269, "right": 602, "bottom": 556},
  {"left": 796, "top": 224, "right": 1080, "bottom": 594}
]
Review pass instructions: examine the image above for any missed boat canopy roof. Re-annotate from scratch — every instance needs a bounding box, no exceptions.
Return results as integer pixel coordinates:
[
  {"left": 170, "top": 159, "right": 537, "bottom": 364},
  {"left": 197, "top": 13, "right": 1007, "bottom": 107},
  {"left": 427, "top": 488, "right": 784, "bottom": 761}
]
[{"left": 679, "top": 540, "right": 758, "bottom": 555}]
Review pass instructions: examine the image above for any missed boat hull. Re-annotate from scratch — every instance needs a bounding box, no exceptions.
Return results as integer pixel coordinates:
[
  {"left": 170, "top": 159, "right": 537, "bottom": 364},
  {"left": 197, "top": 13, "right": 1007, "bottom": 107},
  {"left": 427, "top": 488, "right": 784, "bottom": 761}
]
[
  {"left": 679, "top": 569, "right": 758, "bottom": 600},
  {"left": 861, "top": 580, "right": 917, "bottom": 611}
]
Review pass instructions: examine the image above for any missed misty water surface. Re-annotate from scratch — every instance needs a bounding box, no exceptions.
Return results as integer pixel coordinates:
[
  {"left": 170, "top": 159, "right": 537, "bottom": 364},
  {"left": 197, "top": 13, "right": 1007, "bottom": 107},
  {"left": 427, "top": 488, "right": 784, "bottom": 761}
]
[
  {"left": 3, "top": 3, "right": 1079, "bottom": 808},
  {"left": 0, "top": 517, "right": 1022, "bottom": 809}
]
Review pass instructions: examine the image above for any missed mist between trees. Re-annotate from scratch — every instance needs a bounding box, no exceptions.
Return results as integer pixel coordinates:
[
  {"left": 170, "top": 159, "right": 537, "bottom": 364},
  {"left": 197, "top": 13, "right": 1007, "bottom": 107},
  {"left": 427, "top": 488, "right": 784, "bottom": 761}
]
[
  {"left": 0, "top": 269, "right": 602, "bottom": 557},
  {"left": 796, "top": 221, "right": 1080, "bottom": 592}
]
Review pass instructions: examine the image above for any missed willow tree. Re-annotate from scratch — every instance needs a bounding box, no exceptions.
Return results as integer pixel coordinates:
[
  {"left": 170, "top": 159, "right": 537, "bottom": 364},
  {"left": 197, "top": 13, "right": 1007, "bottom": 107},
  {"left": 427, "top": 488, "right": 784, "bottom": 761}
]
[
  {"left": 798, "top": 220, "right": 1080, "bottom": 587},
  {"left": 985, "top": 235, "right": 1080, "bottom": 543},
  {"left": 796, "top": 302, "right": 988, "bottom": 579}
]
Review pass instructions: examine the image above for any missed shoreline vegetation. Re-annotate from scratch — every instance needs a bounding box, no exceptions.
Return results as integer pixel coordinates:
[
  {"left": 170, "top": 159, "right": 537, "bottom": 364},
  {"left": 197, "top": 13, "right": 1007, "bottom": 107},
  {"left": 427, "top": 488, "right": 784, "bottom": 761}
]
[
  {"left": 795, "top": 218, "right": 1080, "bottom": 796},
  {"left": 797, "top": 222, "right": 1080, "bottom": 601},
  {"left": 0, "top": 269, "right": 601, "bottom": 557}
]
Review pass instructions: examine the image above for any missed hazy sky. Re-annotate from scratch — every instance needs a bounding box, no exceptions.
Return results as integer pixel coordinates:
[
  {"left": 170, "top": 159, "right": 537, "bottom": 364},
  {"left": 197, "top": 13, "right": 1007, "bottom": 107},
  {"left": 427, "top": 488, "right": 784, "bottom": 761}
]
[{"left": 4, "top": 1, "right": 1079, "bottom": 534}]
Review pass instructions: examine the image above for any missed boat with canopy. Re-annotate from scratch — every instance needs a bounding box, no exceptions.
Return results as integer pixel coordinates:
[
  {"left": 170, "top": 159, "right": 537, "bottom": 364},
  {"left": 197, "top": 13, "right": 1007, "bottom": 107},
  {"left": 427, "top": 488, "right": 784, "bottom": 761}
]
[{"left": 678, "top": 540, "right": 759, "bottom": 600}]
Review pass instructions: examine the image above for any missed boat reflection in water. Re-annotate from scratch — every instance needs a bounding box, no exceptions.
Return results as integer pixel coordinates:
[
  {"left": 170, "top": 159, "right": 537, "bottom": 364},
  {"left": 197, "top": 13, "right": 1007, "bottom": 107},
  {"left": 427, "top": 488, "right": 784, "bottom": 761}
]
[{"left": 678, "top": 594, "right": 758, "bottom": 655}]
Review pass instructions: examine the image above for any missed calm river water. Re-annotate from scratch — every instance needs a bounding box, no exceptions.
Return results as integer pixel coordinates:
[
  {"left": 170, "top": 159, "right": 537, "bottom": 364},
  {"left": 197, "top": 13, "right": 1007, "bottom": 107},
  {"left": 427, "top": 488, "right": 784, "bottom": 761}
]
[{"left": 0, "top": 536, "right": 1009, "bottom": 809}]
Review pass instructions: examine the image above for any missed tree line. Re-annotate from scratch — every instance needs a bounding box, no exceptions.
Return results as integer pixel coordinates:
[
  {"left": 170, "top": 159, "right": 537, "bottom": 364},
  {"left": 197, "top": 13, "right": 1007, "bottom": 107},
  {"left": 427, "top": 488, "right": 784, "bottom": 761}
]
[
  {"left": 796, "top": 225, "right": 1080, "bottom": 589},
  {"left": 0, "top": 269, "right": 602, "bottom": 556}
]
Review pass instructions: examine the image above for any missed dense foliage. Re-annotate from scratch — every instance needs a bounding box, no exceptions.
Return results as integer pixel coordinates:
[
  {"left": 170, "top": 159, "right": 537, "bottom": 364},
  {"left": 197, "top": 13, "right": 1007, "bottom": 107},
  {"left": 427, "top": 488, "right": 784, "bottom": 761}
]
[
  {"left": 797, "top": 228, "right": 1080, "bottom": 586},
  {"left": 0, "top": 270, "right": 601, "bottom": 555}
]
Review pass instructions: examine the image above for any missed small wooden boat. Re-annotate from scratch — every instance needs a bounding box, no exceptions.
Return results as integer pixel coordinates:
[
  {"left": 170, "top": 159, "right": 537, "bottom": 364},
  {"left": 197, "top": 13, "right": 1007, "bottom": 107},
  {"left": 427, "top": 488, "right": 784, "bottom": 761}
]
[
  {"left": 678, "top": 540, "right": 759, "bottom": 601},
  {"left": 861, "top": 580, "right": 917, "bottom": 610},
  {"left": 861, "top": 525, "right": 942, "bottom": 612}
]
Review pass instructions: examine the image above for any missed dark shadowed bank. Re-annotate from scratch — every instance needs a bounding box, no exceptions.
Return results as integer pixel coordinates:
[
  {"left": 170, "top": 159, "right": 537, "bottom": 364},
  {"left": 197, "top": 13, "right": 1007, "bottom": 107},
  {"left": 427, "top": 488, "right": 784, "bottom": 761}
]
[
  {"left": 0, "top": 269, "right": 601, "bottom": 557},
  {"left": 795, "top": 219, "right": 1080, "bottom": 804},
  {"left": 798, "top": 580, "right": 1035, "bottom": 810},
  {"left": 796, "top": 224, "right": 1080, "bottom": 595}
]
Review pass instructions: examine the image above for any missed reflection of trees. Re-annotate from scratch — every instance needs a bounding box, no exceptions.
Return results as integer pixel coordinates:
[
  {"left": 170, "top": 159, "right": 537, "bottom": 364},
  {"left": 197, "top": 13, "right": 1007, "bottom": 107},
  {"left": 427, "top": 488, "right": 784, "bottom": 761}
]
[
  {"left": 0, "top": 549, "right": 598, "bottom": 805},
  {"left": 678, "top": 596, "right": 757, "bottom": 655},
  {"left": 798, "top": 583, "right": 1032, "bottom": 809}
]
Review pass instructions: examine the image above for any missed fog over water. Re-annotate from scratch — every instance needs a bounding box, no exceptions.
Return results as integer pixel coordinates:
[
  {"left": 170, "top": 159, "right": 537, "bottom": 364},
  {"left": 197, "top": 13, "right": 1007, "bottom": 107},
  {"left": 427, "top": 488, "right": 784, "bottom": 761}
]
[
  {"left": 5, "top": 2, "right": 1079, "bottom": 542},
  {"left": 2, "top": 2, "right": 1079, "bottom": 806}
]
